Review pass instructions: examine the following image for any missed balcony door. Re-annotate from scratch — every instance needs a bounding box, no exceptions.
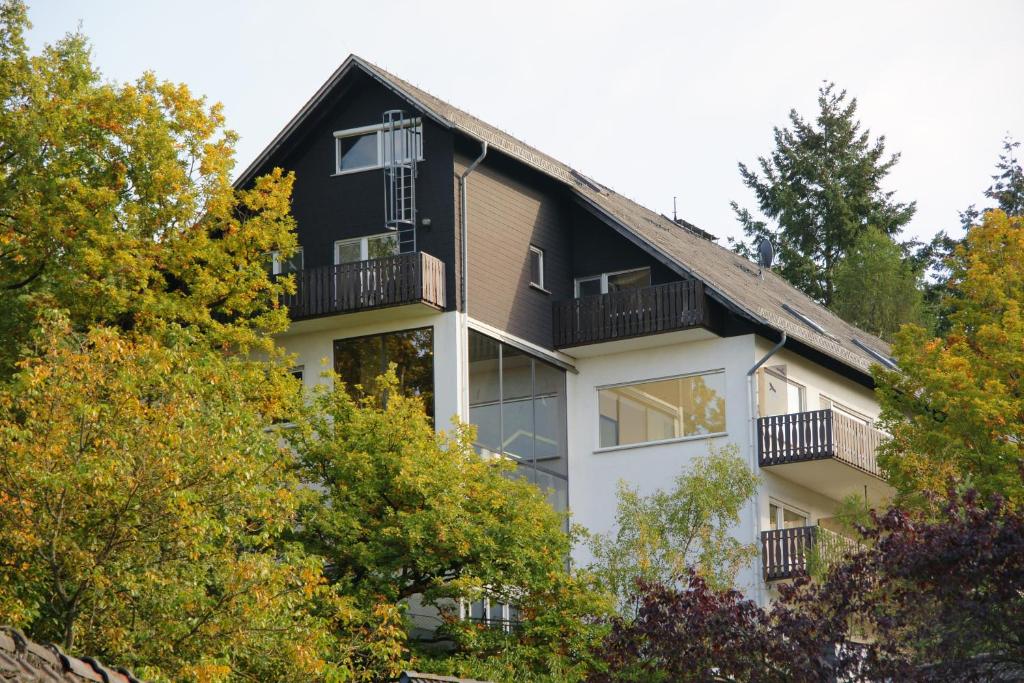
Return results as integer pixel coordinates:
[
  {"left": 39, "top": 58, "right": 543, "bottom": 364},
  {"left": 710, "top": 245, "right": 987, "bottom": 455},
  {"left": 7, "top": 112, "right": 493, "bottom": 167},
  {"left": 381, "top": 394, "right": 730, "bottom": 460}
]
[
  {"left": 334, "top": 233, "right": 400, "bottom": 306},
  {"left": 763, "top": 369, "right": 806, "bottom": 417}
]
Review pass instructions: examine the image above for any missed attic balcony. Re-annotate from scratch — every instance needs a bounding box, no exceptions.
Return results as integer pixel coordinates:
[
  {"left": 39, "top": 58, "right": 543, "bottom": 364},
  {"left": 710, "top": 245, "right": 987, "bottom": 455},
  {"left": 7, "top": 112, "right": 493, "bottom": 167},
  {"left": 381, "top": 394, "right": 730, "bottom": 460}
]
[
  {"left": 551, "top": 279, "right": 708, "bottom": 349},
  {"left": 281, "top": 251, "right": 445, "bottom": 321},
  {"left": 761, "top": 525, "right": 860, "bottom": 582},
  {"left": 757, "top": 409, "right": 893, "bottom": 505}
]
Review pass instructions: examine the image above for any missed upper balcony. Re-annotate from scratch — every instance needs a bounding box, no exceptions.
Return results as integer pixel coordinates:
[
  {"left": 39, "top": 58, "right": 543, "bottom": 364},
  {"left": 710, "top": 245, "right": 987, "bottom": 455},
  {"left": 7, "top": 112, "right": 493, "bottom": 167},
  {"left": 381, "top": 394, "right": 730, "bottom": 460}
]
[
  {"left": 282, "top": 251, "right": 445, "bottom": 322},
  {"left": 551, "top": 279, "right": 708, "bottom": 349},
  {"left": 757, "top": 408, "right": 893, "bottom": 505}
]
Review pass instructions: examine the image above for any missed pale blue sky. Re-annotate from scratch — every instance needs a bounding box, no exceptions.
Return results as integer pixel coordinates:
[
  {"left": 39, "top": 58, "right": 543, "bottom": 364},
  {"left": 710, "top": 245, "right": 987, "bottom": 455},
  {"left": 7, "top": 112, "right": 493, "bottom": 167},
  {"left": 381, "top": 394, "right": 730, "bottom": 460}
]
[{"left": 25, "top": 0, "right": 1024, "bottom": 246}]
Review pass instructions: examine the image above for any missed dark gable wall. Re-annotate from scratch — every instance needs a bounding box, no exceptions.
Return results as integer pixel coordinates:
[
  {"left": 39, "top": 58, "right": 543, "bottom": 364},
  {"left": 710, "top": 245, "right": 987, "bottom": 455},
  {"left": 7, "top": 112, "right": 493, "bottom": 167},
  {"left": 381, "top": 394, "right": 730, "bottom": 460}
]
[
  {"left": 569, "top": 204, "right": 678, "bottom": 285},
  {"left": 457, "top": 140, "right": 572, "bottom": 348},
  {"left": 274, "top": 71, "right": 457, "bottom": 307}
]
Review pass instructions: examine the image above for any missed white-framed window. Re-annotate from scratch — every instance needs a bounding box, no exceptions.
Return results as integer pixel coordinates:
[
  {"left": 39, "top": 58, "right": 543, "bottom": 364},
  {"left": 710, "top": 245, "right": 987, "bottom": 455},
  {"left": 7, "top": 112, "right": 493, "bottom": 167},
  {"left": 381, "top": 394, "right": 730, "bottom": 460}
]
[
  {"left": 460, "top": 597, "right": 521, "bottom": 632},
  {"left": 333, "top": 119, "right": 423, "bottom": 175},
  {"left": 597, "top": 370, "right": 726, "bottom": 449},
  {"left": 763, "top": 368, "right": 806, "bottom": 416},
  {"left": 819, "top": 395, "right": 871, "bottom": 425},
  {"left": 268, "top": 247, "right": 303, "bottom": 275},
  {"left": 768, "top": 499, "right": 810, "bottom": 530},
  {"left": 529, "top": 245, "right": 545, "bottom": 290},
  {"left": 334, "top": 233, "right": 400, "bottom": 264},
  {"left": 574, "top": 267, "right": 651, "bottom": 297}
]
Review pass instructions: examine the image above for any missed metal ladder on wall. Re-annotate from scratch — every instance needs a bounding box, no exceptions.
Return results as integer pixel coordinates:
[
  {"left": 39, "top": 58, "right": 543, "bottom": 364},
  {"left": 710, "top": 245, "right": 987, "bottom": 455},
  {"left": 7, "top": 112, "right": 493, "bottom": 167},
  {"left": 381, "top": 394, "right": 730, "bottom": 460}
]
[{"left": 382, "top": 109, "right": 419, "bottom": 253}]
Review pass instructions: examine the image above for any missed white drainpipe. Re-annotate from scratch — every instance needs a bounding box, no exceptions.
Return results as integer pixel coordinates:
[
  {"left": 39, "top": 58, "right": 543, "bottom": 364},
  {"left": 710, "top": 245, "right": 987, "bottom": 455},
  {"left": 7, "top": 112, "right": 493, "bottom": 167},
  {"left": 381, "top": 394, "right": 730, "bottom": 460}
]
[{"left": 746, "top": 331, "right": 786, "bottom": 605}]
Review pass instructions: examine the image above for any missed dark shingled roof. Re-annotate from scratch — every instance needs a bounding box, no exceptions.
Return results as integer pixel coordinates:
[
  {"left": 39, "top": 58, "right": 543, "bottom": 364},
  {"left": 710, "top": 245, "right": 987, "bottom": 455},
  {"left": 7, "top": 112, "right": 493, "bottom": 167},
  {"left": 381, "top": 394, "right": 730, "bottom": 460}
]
[
  {"left": 398, "top": 672, "right": 492, "bottom": 683},
  {"left": 0, "top": 627, "right": 144, "bottom": 682},
  {"left": 238, "top": 55, "right": 894, "bottom": 378}
]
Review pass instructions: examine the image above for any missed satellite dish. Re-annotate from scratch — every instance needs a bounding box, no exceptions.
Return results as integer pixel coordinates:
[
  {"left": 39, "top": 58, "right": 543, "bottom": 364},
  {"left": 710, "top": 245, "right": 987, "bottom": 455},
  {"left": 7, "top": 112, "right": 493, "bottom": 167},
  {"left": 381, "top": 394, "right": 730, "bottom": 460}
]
[{"left": 757, "top": 238, "right": 775, "bottom": 277}]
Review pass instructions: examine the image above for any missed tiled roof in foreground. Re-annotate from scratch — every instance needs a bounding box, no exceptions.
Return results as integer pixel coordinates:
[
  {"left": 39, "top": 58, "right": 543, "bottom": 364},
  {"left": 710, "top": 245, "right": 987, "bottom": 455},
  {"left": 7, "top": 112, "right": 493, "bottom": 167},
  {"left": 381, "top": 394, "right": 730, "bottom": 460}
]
[
  {"left": 399, "top": 671, "right": 492, "bottom": 683},
  {"left": 0, "top": 627, "right": 143, "bottom": 683}
]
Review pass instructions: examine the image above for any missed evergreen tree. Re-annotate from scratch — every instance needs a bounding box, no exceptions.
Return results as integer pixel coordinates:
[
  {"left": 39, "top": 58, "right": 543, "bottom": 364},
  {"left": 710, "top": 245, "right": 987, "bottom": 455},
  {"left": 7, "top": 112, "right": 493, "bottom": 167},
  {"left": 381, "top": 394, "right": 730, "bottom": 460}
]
[
  {"left": 731, "top": 83, "right": 916, "bottom": 306},
  {"left": 832, "top": 226, "right": 929, "bottom": 341}
]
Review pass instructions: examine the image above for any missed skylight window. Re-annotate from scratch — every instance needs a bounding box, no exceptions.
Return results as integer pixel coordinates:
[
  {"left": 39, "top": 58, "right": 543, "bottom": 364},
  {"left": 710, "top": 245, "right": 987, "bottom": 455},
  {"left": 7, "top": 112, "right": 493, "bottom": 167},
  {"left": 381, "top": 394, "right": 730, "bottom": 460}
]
[
  {"left": 781, "top": 303, "right": 837, "bottom": 340},
  {"left": 851, "top": 338, "right": 898, "bottom": 370}
]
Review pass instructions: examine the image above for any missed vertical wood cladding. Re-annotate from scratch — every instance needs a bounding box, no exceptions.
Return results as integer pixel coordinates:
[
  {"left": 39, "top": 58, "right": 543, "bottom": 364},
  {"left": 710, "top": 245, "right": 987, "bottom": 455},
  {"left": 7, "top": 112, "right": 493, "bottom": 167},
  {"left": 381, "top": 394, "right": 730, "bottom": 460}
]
[
  {"left": 456, "top": 148, "right": 572, "bottom": 348},
  {"left": 251, "top": 71, "right": 457, "bottom": 309},
  {"left": 569, "top": 204, "right": 679, "bottom": 285}
]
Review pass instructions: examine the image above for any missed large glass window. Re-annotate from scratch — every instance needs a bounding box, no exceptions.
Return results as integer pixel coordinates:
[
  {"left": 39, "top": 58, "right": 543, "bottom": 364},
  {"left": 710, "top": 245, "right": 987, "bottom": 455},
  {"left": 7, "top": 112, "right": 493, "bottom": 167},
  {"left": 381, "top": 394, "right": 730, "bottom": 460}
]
[
  {"left": 598, "top": 371, "right": 726, "bottom": 448},
  {"left": 574, "top": 267, "right": 651, "bottom": 297},
  {"left": 334, "top": 233, "right": 400, "bottom": 264},
  {"left": 333, "top": 327, "right": 434, "bottom": 418},
  {"left": 468, "top": 330, "right": 568, "bottom": 510}
]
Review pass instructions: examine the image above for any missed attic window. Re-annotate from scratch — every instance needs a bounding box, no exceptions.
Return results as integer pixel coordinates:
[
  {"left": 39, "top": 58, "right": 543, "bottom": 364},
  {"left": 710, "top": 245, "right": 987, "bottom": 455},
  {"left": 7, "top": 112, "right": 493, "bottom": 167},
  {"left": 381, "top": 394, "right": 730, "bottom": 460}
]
[
  {"left": 333, "top": 119, "right": 423, "bottom": 175},
  {"left": 781, "top": 303, "right": 836, "bottom": 340}
]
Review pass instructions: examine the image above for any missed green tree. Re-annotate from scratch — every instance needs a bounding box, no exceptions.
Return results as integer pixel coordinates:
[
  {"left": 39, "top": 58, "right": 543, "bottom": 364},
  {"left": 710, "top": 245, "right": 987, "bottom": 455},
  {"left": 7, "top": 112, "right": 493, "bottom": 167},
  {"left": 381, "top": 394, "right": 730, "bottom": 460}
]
[
  {"left": 0, "top": 321, "right": 400, "bottom": 682},
  {"left": 0, "top": 0, "right": 298, "bottom": 377},
  {"left": 832, "top": 226, "right": 930, "bottom": 341},
  {"left": 875, "top": 210, "right": 1024, "bottom": 507},
  {"left": 584, "top": 445, "right": 759, "bottom": 616},
  {"left": 287, "top": 371, "right": 611, "bottom": 680},
  {"left": 731, "top": 82, "right": 916, "bottom": 306}
]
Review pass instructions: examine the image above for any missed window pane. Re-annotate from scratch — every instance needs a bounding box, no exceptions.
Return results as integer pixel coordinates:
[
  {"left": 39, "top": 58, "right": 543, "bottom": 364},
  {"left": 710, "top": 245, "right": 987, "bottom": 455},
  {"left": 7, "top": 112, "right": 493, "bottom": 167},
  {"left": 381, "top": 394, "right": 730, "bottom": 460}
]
[
  {"left": 336, "top": 240, "right": 362, "bottom": 264},
  {"left": 783, "top": 507, "right": 807, "bottom": 529},
  {"left": 502, "top": 398, "right": 534, "bottom": 463},
  {"left": 529, "top": 249, "right": 543, "bottom": 287},
  {"left": 682, "top": 372, "right": 726, "bottom": 435},
  {"left": 488, "top": 600, "right": 504, "bottom": 622},
  {"left": 576, "top": 277, "right": 602, "bottom": 298},
  {"left": 501, "top": 347, "right": 532, "bottom": 402},
  {"left": 338, "top": 132, "right": 378, "bottom": 171},
  {"left": 367, "top": 233, "right": 399, "bottom": 259},
  {"left": 469, "top": 331, "right": 501, "bottom": 454},
  {"left": 607, "top": 268, "right": 650, "bottom": 292},
  {"left": 469, "top": 599, "right": 485, "bottom": 620},
  {"left": 599, "top": 372, "right": 725, "bottom": 447},
  {"left": 280, "top": 248, "right": 303, "bottom": 274},
  {"left": 333, "top": 328, "right": 434, "bottom": 418},
  {"left": 533, "top": 469, "right": 568, "bottom": 516},
  {"left": 769, "top": 503, "right": 780, "bottom": 530}
]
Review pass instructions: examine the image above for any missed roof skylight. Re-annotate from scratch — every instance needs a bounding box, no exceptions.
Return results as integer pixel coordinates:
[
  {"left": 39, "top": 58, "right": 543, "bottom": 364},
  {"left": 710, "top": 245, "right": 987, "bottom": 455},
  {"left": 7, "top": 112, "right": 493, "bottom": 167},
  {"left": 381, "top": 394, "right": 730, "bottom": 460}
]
[
  {"left": 851, "top": 338, "right": 898, "bottom": 370},
  {"left": 781, "top": 303, "right": 838, "bottom": 341}
]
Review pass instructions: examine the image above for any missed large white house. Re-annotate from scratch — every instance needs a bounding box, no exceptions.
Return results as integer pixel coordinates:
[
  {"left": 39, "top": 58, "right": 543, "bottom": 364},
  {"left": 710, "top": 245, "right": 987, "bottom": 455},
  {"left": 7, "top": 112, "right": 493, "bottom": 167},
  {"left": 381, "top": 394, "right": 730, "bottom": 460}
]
[{"left": 238, "top": 55, "right": 894, "bottom": 618}]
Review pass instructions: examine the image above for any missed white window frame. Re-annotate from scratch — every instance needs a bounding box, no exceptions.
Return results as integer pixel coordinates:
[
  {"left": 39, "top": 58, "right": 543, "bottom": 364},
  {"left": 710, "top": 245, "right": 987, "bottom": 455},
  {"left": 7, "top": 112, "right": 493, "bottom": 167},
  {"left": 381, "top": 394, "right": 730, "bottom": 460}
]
[
  {"left": 768, "top": 498, "right": 810, "bottom": 530},
  {"left": 334, "top": 234, "right": 400, "bottom": 264},
  {"left": 595, "top": 369, "right": 728, "bottom": 451},
  {"left": 269, "top": 247, "right": 303, "bottom": 275},
  {"left": 819, "top": 395, "right": 872, "bottom": 425},
  {"left": 332, "top": 119, "right": 423, "bottom": 176},
  {"left": 528, "top": 245, "right": 546, "bottom": 291},
  {"left": 574, "top": 266, "right": 650, "bottom": 297},
  {"left": 763, "top": 368, "right": 806, "bottom": 414}
]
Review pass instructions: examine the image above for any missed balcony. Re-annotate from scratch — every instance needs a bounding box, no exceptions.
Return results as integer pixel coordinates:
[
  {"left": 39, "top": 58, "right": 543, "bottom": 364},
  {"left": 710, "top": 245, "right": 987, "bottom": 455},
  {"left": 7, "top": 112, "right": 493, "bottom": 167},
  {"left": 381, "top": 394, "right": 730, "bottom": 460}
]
[
  {"left": 757, "top": 409, "right": 892, "bottom": 504},
  {"left": 761, "top": 525, "right": 860, "bottom": 581},
  {"left": 552, "top": 279, "right": 707, "bottom": 349},
  {"left": 282, "top": 251, "right": 445, "bottom": 321}
]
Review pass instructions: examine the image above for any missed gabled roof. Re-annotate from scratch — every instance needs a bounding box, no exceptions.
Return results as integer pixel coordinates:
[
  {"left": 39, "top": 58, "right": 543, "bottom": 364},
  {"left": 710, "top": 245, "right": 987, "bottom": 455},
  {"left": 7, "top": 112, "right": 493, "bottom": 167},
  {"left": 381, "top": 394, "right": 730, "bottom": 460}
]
[
  {"left": 0, "top": 627, "right": 144, "bottom": 682},
  {"left": 238, "top": 55, "right": 893, "bottom": 377}
]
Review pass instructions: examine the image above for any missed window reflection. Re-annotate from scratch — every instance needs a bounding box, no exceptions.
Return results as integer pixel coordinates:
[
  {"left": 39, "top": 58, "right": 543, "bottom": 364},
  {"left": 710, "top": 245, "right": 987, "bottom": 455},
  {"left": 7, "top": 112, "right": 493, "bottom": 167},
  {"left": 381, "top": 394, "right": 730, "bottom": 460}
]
[
  {"left": 468, "top": 330, "right": 568, "bottom": 512},
  {"left": 333, "top": 327, "right": 434, "bottom": 418},
  {"left": 598, "top": 371, "right": 726, "bottom": 448}
]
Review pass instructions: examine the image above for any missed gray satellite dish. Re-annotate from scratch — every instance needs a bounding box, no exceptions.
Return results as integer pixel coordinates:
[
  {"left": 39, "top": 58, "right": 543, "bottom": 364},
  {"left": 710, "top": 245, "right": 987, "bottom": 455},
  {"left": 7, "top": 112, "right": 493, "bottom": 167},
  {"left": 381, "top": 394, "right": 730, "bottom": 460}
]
[{"left": 757, "top": 238, "right": 775, "bottom": 277}]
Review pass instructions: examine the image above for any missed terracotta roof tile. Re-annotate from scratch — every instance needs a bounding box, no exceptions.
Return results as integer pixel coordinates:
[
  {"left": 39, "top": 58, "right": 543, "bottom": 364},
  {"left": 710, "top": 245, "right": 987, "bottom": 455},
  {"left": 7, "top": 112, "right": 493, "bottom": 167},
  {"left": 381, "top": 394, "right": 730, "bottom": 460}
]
[{"left": 0, "top": 627, "right": 143, "bottom": 683}]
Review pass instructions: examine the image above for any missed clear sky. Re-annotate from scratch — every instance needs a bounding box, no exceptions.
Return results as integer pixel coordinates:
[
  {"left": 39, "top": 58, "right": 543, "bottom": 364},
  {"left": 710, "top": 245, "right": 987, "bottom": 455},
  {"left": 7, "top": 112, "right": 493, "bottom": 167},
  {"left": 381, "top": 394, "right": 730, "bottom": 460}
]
[{"left": 25, "top": 0, "right": 1024, "bottom": 247}]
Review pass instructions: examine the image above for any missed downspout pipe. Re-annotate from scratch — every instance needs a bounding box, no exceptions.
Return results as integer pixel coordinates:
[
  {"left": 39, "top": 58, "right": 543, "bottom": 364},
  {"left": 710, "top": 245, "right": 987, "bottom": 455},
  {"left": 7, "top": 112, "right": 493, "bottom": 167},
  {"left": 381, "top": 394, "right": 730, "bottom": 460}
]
[
  {"left": 746, "top": 330, "right": 786, "bottom": 605},
  {"left": 458, "top": 141, "right": 488, "bottom": 421}
]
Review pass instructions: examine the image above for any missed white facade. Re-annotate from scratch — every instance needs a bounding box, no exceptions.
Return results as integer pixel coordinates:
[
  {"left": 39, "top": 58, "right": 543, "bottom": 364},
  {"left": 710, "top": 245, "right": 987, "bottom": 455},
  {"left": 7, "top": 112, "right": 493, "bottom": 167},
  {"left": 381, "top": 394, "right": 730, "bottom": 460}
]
[{"left": 279, "top": 307, "right": 889, "bottom": 606}]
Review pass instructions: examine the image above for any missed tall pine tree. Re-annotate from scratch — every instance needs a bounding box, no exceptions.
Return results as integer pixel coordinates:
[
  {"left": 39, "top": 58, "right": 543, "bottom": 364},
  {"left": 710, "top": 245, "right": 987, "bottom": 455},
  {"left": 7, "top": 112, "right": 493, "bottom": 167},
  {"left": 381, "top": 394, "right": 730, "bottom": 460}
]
[{"left": 731, "top": 83, "right": 916, "bottom": 306}]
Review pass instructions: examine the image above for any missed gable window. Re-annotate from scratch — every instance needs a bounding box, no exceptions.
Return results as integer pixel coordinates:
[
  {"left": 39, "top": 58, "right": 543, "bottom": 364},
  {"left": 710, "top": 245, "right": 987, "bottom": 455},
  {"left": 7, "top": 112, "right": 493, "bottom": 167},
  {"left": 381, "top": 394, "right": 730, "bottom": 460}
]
[
  {"left": 529, "top": 246, "right": 545, "bottom": 290},
  {"left": 575, "top": 267, "right": 651, "bottom": 297},
  {"left": 598, "top": 370, "right": 726, "bottom": 449},
  {"left": 333, "top": 120, "right": 423, "bottom": 175},
  {"left": 334, "top": 234, "right": 400, "bottom": 264},
  {"left": 268, "top": 247, "right": 303, "bottom": 275}
]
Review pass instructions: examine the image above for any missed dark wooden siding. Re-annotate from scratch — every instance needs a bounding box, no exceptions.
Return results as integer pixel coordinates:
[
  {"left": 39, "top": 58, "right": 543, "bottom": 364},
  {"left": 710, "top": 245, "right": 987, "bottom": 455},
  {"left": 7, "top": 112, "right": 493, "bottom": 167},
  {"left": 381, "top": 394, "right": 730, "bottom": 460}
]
[
  {"left": 251, "top": 71, "right": 458, "bottom": 310},
  {"left": 569, "top": 204, "right": 678, "bottom": 285},
  {"left": 456, "top": 145, "right": 572, "bottom": 347}
]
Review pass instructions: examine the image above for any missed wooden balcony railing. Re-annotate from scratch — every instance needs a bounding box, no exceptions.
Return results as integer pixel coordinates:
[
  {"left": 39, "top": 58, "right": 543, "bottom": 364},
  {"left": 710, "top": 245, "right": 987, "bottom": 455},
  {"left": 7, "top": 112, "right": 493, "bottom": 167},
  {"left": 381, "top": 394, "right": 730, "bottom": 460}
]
[
  {"left": 281, "top": 251, "right": 445, "bottom": 321},
  {"left": 757, "top": 409, "right": 885, "bottom": 478},
  {"left": 552, "top": 279, "right": 706, "bottom": 348},
  {"left": 761, "top": 526, "right": 860, "bottom": 581}
]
